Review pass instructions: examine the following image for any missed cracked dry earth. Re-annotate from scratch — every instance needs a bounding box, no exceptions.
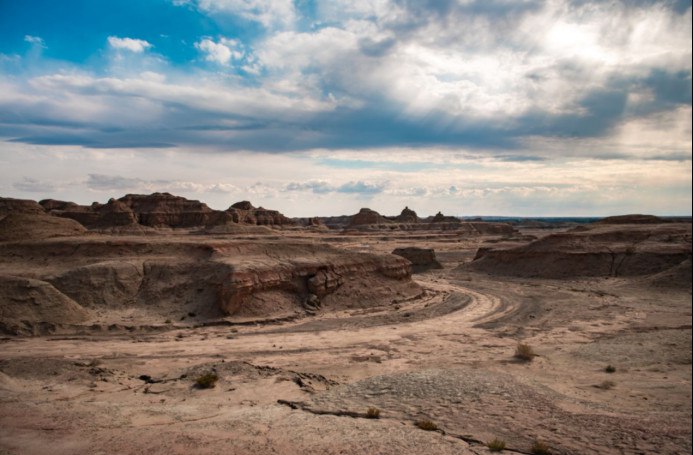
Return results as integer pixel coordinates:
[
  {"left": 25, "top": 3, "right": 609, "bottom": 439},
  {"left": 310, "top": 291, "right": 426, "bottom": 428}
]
[{"left": 1, "top": 236, "right": 691, "bottom": 455}]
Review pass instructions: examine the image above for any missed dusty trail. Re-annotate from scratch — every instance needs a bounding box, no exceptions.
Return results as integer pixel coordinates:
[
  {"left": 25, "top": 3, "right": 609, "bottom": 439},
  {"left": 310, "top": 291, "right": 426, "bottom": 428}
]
[
  {"left": 1, "top": 267, "right": 691, "bottom": 454},
  {"left": 0, "top": 276, "right": 513, "bottom": 367}
]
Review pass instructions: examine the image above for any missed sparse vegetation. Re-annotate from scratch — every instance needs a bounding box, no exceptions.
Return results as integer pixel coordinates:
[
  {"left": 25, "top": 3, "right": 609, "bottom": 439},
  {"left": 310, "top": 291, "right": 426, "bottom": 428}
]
[
  {"left": 605, "top": 364, "right": 616, "bottom": 373},
  {"left": 415, "top": 419, "right": 438, "bottom": 431},
  {"left": 514, "top": 343, "right": 536, "bottom": 361},
  {"left": 596, "top": 380, "right": 616, "bottom": 390},
  {"left": 531, "top": 440, "right": 551, "bottom": 455},
  {"left": 366, "top": 407, "right": 380, "bottom": 419},
  {"left": 487, "top": 438, "right": 506, "bottom": 451},
  {"left": 194, "top": 372, "right": 219, "bottom": 389}
]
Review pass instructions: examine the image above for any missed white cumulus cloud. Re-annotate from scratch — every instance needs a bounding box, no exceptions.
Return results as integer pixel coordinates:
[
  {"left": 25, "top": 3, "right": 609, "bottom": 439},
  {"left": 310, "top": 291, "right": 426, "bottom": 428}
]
[
  {"left": 195, "top": 37, "right": 244, "bottom": 66},
  {"left": 107, "top": 36, "right": 152, "bottom": 53}
]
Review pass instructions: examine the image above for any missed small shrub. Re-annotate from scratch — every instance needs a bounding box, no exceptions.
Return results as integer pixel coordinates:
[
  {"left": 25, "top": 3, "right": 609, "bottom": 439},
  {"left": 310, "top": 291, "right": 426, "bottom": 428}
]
[
  {"left": 514, "top": 343, "right": 536, "bottom": 361},
  {"left": 605, "top": 364, "right": 616, "bottom": 373},
  {"left": 596, "top": 380, "right": 616, "bottom": 390},
  {"left": 195, "top": 372, "right": 219, "bottom": 389},
  {"left": 487, "top": 438, "right": 506, "bottom": 452},
  {"left": 366, "top": 407, "right": 380, "bottom": 419},
  {"left": 531, "top": 440, "right": 551, "bottom": 455},
  {"left": 415, "top": 419, "right": 438, "bottom": 431}
]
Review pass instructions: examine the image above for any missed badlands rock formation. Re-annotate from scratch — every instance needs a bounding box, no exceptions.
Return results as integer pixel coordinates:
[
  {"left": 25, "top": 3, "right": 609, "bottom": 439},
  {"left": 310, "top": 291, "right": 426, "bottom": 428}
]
[
  {"left": 0, "top": 197, "right": 46, "bottom": 216},
  {"left": 0, "top": 213, "right": 87, "bottom": 241},
  {"left": 348, "top": 208, "right": 392, "bottom": 227},
  {"left": 595, "top": 214, "right": 666, "bottom": 224},
  {"left": 393, "top": 206, "right": 419, "bottom": 223},
  {"left": 227, "top": 200, "right": 294, "bottom": 226},
  {"left": 0, "top": 237, "right": 419, "bottom": 334},
  {"left": 469, "top": 220, "right": 692, "bottom": 279},
  {"left": 392, "top": 247, "right": 443, "bottom": 273},
  {"left": 339, "top": 206, "right": 518, "bottom": 235},
  {"left": 41, "top": 193, "right": 294, "bottom": 229}
]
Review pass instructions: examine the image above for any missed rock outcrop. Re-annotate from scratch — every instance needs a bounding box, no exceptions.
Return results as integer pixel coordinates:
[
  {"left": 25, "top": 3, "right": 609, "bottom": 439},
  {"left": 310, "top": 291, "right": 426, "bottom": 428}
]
[
  {"left": 0, "top": 197, "right": 45, "bottom": 217},
  {"left": 392, "top": 247, "right": 443, "bottom": 273},
  {"left": 39, "top": 193, "right": 294, "bottom": 230},
  {"left": 117, "top": 193, "right": 229, "bottom": 228},
  {"left": 394, "top": 207, "right": 419, "bottom": 223},
  {"left": 348, "top": 208, "right": 391, "bottom": 227},
  {"left": 468, "top": 222, "right": 692, "bottom": 278},
  {"left": 0, "top": 213, "right": 87, "bottom": 242},
  {"left": 0, "top": 275, "right": 90, "bottom": 334},
  {"left": 429, "top": 211, "right": 460, "bottom": 223},
  {"left": 596, "top": 214, "right": 666, "bottom": 225},
  {"left": 227, "top": 201, "right": 294, "bottom": 226},
  {"left": 0, "top": 238, "right": 420, "bottom": 333}
]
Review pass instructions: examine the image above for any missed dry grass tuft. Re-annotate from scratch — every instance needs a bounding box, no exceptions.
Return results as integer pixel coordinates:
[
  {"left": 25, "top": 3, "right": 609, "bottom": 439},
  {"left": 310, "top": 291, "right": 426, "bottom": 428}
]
[
  {"left": 194, "top": 372, "right": 219, "bottom": 389},
  {"left": 487, "top": 438, "right": 506, "bottom": 451},
  {"left": 414, "top": 419, "right": 438, "bottom": 431},
  {"left": 595, "top": 380, "right": 616, "bottom": 390},
  {"left": 531, "top": 440, "right": 551, "bottom": 455},
  {"left": 366, "top": 407, "right": 380, "bottom": 419},
  {"left": 514, "top": 343, "right": 536, "bottom": 361}
]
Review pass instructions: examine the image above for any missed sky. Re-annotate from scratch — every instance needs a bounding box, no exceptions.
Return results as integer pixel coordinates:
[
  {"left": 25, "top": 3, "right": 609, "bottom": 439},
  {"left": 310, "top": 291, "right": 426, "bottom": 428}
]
[{"left": 0, "top": 0, "right": 691, "bottom": 217}]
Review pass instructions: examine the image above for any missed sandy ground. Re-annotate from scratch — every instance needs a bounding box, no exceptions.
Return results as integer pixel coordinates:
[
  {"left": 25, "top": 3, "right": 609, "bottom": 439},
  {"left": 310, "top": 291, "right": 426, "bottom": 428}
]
[{"left": 0, "top": 230, "right": 691, "bottom": 454}]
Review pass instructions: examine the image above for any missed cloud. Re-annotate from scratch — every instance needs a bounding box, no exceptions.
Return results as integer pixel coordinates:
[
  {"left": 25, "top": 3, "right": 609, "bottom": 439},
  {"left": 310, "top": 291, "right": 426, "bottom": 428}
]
[
  {"left": 86, "top": 173, "right": 241, "bottom": 194},
  {"left": 107, "top": 36, "right": 152, "bottom": 53},
  {"left": 285, "top": 181, "right": 333, "bottom": 194},
  {"left": 86, "top": 174, "right": 147, "bottom": 190},
  {"left": 337, "top": 181, "right": 387, "bottom": 195},
  {"left": 284, "top": 180, "right": 387, "bottom": 195},
  {"left": 13, "top": 177, "right": 55, "bottom": 193},
  {"left": 24, "top": 35, "right": 46, "bottom": 47},
  {"left": 194, "top": 0, "right": 296, "bottom": 28},
  {"left": 0, "top": 0, "right": 690, "bottom": 160},
  {"left": 195, "top": 37, "right": 244, "bottom": 65}
]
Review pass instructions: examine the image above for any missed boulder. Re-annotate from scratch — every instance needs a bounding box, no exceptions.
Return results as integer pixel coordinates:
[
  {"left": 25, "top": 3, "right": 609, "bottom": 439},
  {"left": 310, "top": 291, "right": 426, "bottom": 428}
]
[{"left": 392, "top": 247, "right": 443, "bottom": 273}]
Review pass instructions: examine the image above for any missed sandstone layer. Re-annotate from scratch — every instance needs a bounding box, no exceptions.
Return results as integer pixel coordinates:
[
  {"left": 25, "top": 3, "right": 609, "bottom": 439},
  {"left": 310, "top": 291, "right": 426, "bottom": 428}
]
[
  {"left": 0, "top": 213, "right": 88, "bottom": 241},
  {"left": 0, "top": 237, "right": 419, "bottom": 334},
  {"left": 41, "top": 193, "right": 293, "bottom": 230},
  {"left": 469, "top": 222, "right": 692, "bottom": 279}
]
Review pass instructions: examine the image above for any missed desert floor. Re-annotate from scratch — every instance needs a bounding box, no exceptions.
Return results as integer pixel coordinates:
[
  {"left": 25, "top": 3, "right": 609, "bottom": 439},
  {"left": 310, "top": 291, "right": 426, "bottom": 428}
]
[{"left": 1, "top": 230, "right": 691, "bottom": 455}]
